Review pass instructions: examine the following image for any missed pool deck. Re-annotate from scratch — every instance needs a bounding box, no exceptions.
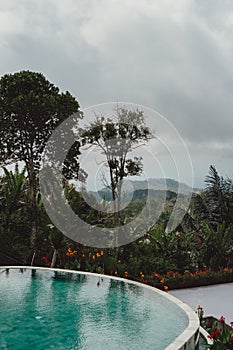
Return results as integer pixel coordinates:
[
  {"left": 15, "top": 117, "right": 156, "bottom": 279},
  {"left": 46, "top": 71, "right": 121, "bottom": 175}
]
[{"left": 170, "top": 283, "right": 233, "bottom": 324}]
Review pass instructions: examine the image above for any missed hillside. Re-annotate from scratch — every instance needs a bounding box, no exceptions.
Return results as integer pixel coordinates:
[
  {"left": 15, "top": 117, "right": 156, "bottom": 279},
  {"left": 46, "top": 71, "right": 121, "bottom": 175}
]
[{"left": 89, "top": 178, "right": 197, "bottom": 202}]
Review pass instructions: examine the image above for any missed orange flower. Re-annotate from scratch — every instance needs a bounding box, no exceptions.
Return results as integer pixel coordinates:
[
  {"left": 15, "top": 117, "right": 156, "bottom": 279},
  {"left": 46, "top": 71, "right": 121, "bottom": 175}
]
[
  {"left": 154, "top": 273, "right": 160, "bottom": 278},
  {"left": 141, "top": 274, "right": 145, "bottom": 278},
  {"left": 164, "top": 285, "right": 169, "bottom": 292},
  {"left": 160, "top": 278, "right": 165, "bottom": 284},
  {"left": 124, "top": 271, "right": 128, "bottom": 277},
  {"left": 96, "top": 253, "right": 101, "bottom": 258},
  {"left": 66, "top": 248, "right": 77, "bottom": 256}
]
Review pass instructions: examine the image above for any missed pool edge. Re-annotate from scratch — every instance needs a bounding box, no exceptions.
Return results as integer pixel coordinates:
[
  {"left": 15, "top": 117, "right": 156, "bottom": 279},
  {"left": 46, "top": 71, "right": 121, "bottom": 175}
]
[{"left": 0, "top": 266, "right": 200, "bottom": 349}]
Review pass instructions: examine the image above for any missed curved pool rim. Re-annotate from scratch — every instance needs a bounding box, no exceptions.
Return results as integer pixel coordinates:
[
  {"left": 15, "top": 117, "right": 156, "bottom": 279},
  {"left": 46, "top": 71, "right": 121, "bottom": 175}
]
[
  {"left": 0, "top": 266, "right": 200, "bottom": 349},
  {"left": 200, "top": 327, "right": 213, "bottom": 347}
]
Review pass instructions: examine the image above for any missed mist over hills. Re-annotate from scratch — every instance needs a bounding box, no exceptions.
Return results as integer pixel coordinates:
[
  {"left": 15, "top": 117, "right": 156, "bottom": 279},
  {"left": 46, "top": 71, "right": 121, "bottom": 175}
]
[
  {"left": 130, "top": 178, "right": 194, "bottom": 193},
  {"left": 89, "top": 178, "right": 198, "bottom": 202}
]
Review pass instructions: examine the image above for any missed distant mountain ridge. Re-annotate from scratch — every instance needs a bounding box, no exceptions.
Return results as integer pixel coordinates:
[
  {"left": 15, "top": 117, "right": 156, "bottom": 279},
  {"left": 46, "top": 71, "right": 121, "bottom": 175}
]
[
  {"left": 89, "top": 178, "right": 198, "bottom": 202},
  {"left": 130, "top": 178, "right": 194, "bottom": 193}
]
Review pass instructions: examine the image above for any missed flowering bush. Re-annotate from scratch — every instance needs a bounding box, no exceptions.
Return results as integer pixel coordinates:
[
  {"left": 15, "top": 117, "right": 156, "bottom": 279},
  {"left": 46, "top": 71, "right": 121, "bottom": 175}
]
[
  {"left": 200, "top": 311, "right": 233, "bottom": 350},
  {"left": 150, "top": 268, "right": 233, "bottom": 289},
  {"left": 206, "top": 318, "right": 233, "bottom": 349}
]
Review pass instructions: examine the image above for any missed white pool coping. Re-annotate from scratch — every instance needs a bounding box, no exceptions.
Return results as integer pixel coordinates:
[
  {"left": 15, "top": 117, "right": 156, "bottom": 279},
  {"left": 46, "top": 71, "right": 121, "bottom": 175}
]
[
  {"left": 0, "top": 266, "right": 200, "bottom": 349},
  {"left": 200, "top": 326, "right": 213, "bottom": 346}
]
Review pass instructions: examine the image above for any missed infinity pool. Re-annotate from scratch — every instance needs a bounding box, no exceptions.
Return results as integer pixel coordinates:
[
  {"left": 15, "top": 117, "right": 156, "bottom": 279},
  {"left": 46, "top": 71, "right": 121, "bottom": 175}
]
[{"left": 0, "top": 267, "right": 189, "bottom": 350}]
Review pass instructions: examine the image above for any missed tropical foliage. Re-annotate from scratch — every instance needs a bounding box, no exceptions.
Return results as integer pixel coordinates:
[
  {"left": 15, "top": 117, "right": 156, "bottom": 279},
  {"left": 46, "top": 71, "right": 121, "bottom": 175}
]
[
  {"left": 1, "top": 162, "right": 233, "bottom": 289},
  {"left": 1, "top": 70, "right": 233, "bottom": 291}
]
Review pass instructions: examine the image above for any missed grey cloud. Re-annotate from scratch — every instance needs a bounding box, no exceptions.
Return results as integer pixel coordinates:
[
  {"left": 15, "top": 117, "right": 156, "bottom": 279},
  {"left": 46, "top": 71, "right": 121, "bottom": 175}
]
[{"left": 0, "top": 0, "right": 233, "bottom": 185}]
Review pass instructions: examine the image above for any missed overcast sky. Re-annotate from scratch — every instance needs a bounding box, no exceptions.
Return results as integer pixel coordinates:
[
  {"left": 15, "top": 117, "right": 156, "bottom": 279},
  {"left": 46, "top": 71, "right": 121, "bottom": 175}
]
[{"left": 1, "top": 0, "right": 233, "bottom": 188}]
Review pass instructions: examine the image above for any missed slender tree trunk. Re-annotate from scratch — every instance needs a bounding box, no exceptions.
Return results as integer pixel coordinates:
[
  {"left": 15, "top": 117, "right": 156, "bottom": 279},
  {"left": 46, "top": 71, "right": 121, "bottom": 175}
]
[
  {"left": 51, "top": 249, "right": 57, "bottom": 268},
  {"left": 117, "top": 180, "right": 122, "bottom": 214},
  {"left": 30, "top": 251, "right": 36, "bottom": 266},
  {"left": 114, "top": 181, "right": 123, "bottom": 259},
  {"left": 27, "top": 159, "right": 38, "bottom": 266},
  {"left": 113, "top": 192, "right": 119, "bottom": 255},
  {"left": 109, "top": 169, "right": 119, "bottom": 257},
  {"left": 113, "top": 213, "right": 119, "bottom": 257}
]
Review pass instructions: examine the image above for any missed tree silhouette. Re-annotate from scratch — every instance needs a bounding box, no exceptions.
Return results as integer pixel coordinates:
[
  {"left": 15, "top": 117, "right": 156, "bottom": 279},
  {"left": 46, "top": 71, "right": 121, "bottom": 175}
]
[
  {"left": 80, "top": 107, "right": 153, "bottom": 251},
  {"left": 0, "top": 70, "right": 81, "bottom": 263}
]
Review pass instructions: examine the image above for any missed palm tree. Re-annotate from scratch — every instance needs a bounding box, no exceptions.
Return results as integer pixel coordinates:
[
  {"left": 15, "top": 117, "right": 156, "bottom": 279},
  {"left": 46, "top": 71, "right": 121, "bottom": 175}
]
[
  {"left": 0, "top": 165, "right": 26, "bottom": 234},
  {"left": 204, "top": 165, "right": 233, "bottom": 228},
  {"left": 183, "top": 165, "right": 233, "bottom": 269}
]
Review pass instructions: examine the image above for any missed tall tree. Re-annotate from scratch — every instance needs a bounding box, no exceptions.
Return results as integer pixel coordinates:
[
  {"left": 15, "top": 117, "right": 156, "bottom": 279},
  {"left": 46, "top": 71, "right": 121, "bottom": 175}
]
[
  {"left": 80, "top": 107, "right": 153, "bottom": 250},
  {"left": 0, "top": 70, "right": 82, "bottom": 262}
]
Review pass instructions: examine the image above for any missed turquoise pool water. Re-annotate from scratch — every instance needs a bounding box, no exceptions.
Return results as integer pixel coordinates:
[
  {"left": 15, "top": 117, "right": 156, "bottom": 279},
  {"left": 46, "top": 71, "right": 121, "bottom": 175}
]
[{"left": 0, "top": 268, "right": 188, "bottom": 350}]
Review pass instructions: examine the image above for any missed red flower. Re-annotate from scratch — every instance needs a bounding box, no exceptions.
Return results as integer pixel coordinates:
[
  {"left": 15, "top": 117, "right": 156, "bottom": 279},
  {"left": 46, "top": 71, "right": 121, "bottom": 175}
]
[
  {"left": 208, "top": 329, "right": 220, "bottom": 339},
  {"left": 219, "top": 316, "right": 225, "bottom": 324}
]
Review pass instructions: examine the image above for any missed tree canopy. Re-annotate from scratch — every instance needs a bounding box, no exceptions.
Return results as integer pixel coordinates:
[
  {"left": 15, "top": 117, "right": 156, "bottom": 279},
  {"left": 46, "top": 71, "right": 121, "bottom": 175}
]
[
  {"left": 0, "top": 70, "right": 81, "bottom": 174},
  {"left": 0, "top": 70, "right": 82, "bottom": 257},
  {"left": 80, "top": 107, "right": 153, "bottom": 205}
]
